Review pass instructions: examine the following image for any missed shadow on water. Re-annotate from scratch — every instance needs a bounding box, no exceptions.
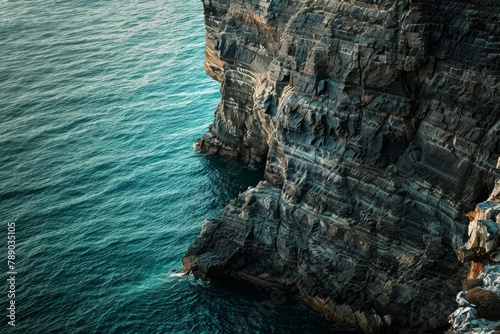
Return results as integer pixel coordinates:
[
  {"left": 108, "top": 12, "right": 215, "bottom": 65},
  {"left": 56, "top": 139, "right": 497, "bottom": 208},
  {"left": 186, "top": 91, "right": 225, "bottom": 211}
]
[
  {"left": 184, "top": 276, "right": 360, "bottom": 334},
  {"left": 199, "top": 153, "right": 265, "bottom": 209}
]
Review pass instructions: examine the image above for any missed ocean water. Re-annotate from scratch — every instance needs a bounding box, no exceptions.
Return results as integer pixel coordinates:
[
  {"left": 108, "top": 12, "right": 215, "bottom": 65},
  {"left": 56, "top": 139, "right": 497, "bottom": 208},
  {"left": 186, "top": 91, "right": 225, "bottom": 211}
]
[{"left": 0, "top": 1, "right": 351, "bottom": 333}]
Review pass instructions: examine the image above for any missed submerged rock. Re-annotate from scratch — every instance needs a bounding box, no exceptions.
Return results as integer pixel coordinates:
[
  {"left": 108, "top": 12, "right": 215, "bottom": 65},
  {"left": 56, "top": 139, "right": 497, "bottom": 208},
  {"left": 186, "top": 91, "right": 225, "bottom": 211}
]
[{"left": 186, "top": 0, "right": 500, "bottom": 332}]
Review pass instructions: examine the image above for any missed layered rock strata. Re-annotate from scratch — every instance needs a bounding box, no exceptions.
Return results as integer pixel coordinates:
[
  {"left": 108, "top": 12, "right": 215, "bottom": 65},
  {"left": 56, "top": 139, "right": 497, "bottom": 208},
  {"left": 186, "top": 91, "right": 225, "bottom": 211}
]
[{"left": 186, "top": 0, "right": 500, "bottom": 332}]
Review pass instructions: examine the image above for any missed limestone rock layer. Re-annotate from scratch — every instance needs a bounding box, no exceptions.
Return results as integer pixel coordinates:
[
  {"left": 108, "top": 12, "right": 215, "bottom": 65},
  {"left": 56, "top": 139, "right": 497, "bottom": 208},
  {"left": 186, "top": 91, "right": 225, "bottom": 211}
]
[{"left": 185, "top": 0, "right": 500, "bottom": 332}]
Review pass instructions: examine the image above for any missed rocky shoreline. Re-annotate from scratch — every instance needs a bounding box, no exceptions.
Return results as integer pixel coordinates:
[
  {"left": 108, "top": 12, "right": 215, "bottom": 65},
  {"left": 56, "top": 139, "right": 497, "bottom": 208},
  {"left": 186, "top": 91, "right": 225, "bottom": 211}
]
[{"left": 184, "top": 0, "right": 500, "bottom": 332}]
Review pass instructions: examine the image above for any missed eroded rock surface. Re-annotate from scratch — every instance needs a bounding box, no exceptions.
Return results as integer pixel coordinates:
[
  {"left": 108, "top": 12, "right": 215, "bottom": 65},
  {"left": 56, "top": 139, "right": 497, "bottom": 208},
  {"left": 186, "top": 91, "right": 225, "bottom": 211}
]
[{"left": 185, "top": 0, "right": 500, "bottom": 332}]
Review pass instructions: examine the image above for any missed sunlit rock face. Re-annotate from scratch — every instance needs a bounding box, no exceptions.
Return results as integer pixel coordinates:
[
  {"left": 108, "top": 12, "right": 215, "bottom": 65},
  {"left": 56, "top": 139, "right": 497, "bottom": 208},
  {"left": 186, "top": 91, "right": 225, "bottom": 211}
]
[
  {"left": 449, "top": 181, "right": 500, "bottom": 333},
  {"left": 186, "top": 0, "right": 500, "bottom": 332}
]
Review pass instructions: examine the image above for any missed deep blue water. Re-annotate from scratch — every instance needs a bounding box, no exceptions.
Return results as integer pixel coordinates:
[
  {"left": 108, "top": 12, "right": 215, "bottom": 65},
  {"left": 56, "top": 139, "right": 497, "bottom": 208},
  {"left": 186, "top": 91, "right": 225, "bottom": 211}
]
[{"left": 0, "top": 1, "right": 350, "bottom": 333}]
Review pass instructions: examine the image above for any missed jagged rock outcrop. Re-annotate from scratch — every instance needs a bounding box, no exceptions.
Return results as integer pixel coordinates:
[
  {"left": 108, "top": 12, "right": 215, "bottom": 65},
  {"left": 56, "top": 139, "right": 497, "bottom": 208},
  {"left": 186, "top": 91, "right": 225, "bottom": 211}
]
[
  {"left": 449, "top": 182, "right": 500, "bottom": 333},
  {"left": 457, "top": 180, "right": 500, "bottom": 279},
  {"left": 185, "top": 0, "right": 500, "bottom": 332}
]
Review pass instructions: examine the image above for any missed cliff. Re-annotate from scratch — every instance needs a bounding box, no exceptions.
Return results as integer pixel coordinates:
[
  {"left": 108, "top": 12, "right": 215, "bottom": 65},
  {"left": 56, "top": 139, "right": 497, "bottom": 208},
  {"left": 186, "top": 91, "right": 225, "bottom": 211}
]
[{"left": 184, "top": 0, "right": 500, "bottom": 332}]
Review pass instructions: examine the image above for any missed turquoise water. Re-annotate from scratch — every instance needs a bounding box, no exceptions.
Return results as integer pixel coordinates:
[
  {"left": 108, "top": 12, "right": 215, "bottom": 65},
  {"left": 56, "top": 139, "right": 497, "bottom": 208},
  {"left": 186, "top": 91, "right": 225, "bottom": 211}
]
[{"left": 0, "top": 1, "right": 350, "bottom": 333}]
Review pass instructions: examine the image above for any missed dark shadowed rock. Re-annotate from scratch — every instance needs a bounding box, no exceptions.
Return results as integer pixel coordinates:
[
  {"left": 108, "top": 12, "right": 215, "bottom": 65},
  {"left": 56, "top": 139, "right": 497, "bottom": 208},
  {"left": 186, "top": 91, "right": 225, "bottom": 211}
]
[
  {"left": 462, "top": 277, "right": 483, "bottom": 291},
  {"left": 465, "top": 288, "right": 500, "bottom": 321},
  {"left": 186, "top": 0, "right": 500, "bottom": 332}
]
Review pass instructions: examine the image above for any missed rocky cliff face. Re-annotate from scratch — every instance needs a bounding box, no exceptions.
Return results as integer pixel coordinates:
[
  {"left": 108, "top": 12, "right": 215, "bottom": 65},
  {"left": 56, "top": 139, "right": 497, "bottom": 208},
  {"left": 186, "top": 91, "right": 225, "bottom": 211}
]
[{"left": 185, "top": 0, "right": 500, "bottom": 332}]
